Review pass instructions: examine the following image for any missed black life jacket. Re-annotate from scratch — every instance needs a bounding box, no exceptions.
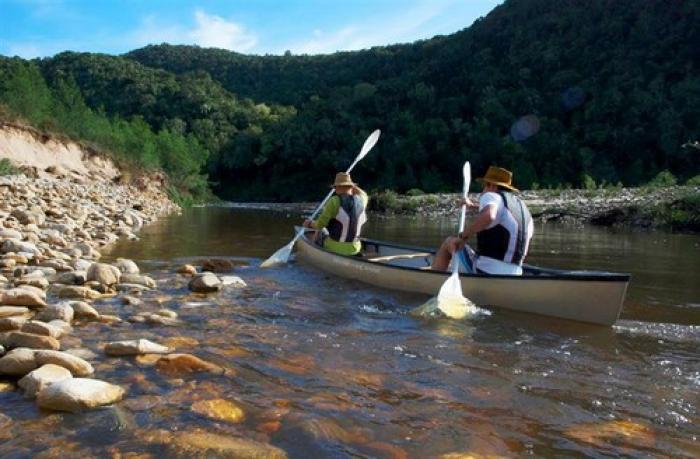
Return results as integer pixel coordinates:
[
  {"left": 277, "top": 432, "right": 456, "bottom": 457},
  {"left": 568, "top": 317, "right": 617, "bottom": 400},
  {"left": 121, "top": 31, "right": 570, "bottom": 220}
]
[
  {"left": 476, "top": 191, "right": 532, "bottom": 264},
  {"left": 327, "top": 194, "right": 367, "bottom": 242}
]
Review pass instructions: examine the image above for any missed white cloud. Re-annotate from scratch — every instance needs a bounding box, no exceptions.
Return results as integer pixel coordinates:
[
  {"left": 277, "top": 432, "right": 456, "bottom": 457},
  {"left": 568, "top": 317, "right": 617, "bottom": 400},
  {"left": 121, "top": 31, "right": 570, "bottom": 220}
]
[
  {"left": 128, "top": 10, "right": 257, "bottom": 52},
  {"left": 188, "top": 10, "right": 257, "bottom": 50},
  {"left": 286, "top": 0, "right": 494, "bottom": 55}
]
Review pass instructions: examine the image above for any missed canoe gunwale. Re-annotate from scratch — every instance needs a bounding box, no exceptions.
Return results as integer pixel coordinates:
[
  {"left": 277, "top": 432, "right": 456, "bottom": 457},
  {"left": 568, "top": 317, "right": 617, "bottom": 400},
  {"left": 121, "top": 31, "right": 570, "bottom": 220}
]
[{"left": 334, "top": 236, "right": 632, "bottom": 283}]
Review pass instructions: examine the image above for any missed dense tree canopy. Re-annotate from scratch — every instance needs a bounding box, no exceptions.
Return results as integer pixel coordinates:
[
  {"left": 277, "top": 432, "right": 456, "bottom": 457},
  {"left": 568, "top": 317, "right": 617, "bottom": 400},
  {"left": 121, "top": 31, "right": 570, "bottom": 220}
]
[{"left": 1, "top": 0, "right": 698, "bottom": 201}]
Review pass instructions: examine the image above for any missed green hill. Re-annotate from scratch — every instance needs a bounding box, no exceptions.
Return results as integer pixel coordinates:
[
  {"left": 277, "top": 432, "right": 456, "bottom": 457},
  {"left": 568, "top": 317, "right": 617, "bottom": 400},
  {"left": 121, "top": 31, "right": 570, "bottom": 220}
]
[{"left": 2, "top": 0, "right": 698, "bottom": 201}]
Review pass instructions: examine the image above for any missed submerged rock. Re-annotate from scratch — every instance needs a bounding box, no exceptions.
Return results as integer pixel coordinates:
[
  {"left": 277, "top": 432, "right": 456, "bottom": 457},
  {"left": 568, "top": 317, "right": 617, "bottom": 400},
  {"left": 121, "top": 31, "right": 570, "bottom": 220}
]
[
  {"left": 147, "top": 429, "right": 288, "bottom": 458},
  {"left": 155, "top": 354, "right": 222, "bottom": 376},
  {"left": 201, "top": 259, "right": 236, "bottom": 273},
  {"left": 162, "top": 336, "right": 199, "bottom": 349},
  {"left": 564, "top": 420, "right": 656, "bottom": 448},
  {"left": 134, "top": 354, "right": 162, "bottom": 366},
  {"left": 36, "top": 378, "right": 125, "bottom": 412},
  {"left": 154, "top": 309, "right": 177, "bottom": 319},
  {"left": 191, "top": 399, "right": 246, "bottom": 423}
]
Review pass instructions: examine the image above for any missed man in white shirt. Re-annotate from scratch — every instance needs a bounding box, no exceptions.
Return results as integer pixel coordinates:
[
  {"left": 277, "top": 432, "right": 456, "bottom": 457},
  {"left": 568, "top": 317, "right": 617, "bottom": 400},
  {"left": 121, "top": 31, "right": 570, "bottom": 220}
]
[{"left": 431, "top": 166, "right": 534, "bottom": 275}]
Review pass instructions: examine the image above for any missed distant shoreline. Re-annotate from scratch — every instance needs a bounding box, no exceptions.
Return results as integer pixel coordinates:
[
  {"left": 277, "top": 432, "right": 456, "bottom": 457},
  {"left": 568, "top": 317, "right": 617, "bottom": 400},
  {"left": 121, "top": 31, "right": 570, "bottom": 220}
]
[{"left": 223, "top": 185, "right": 700, "bottom": 232}]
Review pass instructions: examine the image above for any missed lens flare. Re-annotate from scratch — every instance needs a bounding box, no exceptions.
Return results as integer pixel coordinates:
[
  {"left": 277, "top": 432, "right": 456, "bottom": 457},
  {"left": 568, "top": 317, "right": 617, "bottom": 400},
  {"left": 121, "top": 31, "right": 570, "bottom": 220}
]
[{"left": 510, "top": 114, "right": 541, "bottom": 141}]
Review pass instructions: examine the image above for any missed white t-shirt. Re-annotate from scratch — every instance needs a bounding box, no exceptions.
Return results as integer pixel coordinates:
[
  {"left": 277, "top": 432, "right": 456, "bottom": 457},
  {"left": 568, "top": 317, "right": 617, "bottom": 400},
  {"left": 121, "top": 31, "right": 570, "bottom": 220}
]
[{"left": 474, "top": 191, "right": 533, "bottom": 275}]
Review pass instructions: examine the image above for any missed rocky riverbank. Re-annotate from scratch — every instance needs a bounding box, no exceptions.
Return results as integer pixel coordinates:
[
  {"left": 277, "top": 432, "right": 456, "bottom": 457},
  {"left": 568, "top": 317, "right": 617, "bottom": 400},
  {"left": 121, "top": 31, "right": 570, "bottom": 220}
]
[
  {"left": 369, "top": 186, "right": 700, "bottom": 231},
  {"left": 0, "top": 151, "right": 290, "bottom": 456},
  {"left": 0, "top": 172, "right": 177, "bottom": 408},
  {"left": 0, "top": 170, "right": 287, "bottom": 456}
]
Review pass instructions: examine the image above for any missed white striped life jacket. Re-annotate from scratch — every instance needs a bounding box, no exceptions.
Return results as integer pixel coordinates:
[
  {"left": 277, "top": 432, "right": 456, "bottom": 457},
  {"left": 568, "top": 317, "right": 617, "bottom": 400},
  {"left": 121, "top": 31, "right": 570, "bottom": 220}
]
[{"left": 327, "top": 194, "right": 367, "bottom": 242}]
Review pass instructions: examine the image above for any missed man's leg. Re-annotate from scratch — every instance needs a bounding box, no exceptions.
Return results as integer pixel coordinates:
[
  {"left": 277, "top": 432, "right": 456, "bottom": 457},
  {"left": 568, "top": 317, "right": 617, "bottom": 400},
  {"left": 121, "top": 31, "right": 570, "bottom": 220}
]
[{"left": 431, "top": 236, "right": 460, "bottom": 271}]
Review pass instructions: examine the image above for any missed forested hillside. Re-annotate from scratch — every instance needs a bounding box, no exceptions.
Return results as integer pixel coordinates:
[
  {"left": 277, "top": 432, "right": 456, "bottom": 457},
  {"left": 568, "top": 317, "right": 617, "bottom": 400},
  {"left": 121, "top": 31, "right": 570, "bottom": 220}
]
[{"left": 1, "top": 0, "right": 698, "bottom": 201}]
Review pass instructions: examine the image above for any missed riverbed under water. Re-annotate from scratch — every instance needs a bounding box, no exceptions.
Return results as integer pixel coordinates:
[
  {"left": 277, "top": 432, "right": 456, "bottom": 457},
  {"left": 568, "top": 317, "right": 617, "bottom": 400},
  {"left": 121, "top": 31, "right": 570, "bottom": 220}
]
[{"left": 1, "top": 206, "right": 698, "bottom": 458}]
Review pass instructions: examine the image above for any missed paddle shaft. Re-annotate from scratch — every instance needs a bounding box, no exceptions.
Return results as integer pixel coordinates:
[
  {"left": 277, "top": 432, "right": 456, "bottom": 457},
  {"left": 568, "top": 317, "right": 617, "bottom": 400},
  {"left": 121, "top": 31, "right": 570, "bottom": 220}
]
[{"left": 452, "top": 164, "right": 471, "bottom": 274}]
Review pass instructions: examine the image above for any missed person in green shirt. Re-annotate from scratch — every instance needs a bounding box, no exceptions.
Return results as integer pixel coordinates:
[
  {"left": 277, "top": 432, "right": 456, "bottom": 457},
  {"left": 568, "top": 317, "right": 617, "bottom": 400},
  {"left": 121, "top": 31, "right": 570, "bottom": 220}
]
[{"left": 303, "top": 172, "right": 368, "bottom": 256}]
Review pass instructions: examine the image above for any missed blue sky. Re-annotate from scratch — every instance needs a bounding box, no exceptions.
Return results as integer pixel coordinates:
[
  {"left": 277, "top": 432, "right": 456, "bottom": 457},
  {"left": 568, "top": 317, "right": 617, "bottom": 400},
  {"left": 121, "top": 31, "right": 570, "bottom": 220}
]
[{"left": 0, "top": 0, "right": 503, "bottom": 58}]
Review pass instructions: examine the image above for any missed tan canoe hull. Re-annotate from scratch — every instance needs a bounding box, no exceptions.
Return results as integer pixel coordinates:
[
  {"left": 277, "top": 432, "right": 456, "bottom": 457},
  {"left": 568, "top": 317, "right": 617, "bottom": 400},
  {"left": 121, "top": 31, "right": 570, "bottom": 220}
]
[{"left": 296, "top": 236, "right": 629, "bottom": 326}]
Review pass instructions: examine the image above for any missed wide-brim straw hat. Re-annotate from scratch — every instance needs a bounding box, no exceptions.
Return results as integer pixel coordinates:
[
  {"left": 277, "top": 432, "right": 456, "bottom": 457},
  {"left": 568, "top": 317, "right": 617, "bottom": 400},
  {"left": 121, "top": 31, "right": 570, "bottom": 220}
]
[
  {"left": 476, "top": 166, "right": 519, "bottom": 192},
  {"left": 330, "top": 172, "right": 357, "bottom": 187}
]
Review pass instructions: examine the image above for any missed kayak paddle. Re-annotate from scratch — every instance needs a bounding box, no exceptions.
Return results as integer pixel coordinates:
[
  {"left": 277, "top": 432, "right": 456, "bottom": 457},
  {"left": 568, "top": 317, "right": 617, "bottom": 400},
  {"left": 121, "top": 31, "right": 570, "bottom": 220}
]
[{"left": 260, "top": 129, "right": 381, "bottom": 268}]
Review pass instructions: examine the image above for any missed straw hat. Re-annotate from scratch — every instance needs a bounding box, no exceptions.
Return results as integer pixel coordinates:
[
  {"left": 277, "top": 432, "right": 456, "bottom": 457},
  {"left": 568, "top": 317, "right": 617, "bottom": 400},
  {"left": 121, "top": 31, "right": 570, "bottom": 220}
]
[
  {"left": 476, "top": 166, "right": 519, "bottom": 192},
  {"left": 330, "top": 172, "right": 356, "bottom": 187}
]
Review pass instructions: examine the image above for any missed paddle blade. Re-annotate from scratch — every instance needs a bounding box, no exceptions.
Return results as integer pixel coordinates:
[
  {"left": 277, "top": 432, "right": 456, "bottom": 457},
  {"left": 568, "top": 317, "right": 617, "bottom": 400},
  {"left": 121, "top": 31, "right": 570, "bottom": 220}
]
[
  {"left": 410, "top": 268, "right": 488, "bottom": 319},
  {"left": 260, "top": 241, "right": 294, "bottom": 268},
  {"left": 462, "top": 161, "right": 471, "bottom": 197},
  {"left": 410, "top": 272, "right": 469, "bottom": 319},
  {"left": 436, "top": 271, "right": 470, "bottom": 319},
  {"left": 358, "top": 129, "right": 381, "bottom": 161}
]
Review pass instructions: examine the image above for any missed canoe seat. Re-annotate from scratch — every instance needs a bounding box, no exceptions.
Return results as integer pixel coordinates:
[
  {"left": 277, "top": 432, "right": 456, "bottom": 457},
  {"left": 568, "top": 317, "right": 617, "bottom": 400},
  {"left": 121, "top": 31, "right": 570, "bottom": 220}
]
[{"left": 367, "top": 252, "right": 432, "bottom": 263}]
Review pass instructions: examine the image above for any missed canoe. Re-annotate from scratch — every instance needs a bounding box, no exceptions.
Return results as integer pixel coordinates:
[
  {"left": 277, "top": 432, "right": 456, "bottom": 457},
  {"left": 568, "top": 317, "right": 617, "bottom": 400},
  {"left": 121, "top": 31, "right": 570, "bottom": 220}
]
[{"left": 295, "top": 234, "right": 630, "bottom": 326}]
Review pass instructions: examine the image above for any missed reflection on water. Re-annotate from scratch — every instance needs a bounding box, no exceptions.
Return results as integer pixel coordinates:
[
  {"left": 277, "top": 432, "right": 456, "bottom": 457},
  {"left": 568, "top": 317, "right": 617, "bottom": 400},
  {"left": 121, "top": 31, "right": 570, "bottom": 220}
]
[{"left": 1, "top": 206, "right": 697, "bottom": 457}]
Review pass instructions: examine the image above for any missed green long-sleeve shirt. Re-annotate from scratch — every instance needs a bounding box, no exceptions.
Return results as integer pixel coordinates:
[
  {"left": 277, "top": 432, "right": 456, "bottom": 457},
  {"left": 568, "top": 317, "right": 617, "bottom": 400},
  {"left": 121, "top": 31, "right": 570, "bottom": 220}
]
[{"left": 312, "top": 192, "right": 368, "bottom": 256}]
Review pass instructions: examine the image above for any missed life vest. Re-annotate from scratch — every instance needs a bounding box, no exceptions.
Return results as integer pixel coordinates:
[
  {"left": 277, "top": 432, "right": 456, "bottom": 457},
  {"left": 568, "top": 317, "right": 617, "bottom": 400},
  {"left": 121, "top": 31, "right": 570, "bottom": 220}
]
[
  {"left": 476, "top": 191, "right": 532, "bottom": 264},
  {"left": 327, "top": 194, "right": 367, "bottom": 243}
]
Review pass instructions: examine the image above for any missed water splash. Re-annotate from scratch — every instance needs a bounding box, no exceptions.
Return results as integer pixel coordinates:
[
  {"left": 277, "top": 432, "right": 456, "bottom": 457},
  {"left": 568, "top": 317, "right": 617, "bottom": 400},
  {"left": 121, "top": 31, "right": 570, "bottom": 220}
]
[{"left": 409, "top": 296, "right": 490, "bottom": 319}]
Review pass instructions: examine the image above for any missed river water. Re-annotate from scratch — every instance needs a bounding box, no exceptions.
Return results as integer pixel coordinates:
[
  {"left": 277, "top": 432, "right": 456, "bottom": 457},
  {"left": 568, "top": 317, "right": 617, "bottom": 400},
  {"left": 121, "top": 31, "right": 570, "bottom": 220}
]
[{"left": 1, "top": 206, "right": 698, "bottom": 458}]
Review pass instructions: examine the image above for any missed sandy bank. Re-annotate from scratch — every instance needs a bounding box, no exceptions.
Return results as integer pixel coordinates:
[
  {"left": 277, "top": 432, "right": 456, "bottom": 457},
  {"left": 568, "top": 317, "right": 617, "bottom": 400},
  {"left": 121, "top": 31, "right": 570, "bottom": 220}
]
[{"left": 0, "top": 122, "right": 119, "bottom": 181}]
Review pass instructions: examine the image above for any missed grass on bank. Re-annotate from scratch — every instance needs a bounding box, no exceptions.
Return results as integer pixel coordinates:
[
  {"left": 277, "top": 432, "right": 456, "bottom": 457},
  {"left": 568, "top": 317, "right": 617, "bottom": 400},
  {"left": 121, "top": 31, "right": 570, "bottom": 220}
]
[{"left": 0, "top": 158, "right": 18, "bottom": 176}]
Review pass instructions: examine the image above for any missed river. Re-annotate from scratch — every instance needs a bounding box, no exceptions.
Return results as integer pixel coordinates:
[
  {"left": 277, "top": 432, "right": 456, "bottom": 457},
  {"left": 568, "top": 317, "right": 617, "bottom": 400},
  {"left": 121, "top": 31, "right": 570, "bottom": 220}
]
[{"left": 1, "top": 206, "right": 698, "bottom": 457}]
